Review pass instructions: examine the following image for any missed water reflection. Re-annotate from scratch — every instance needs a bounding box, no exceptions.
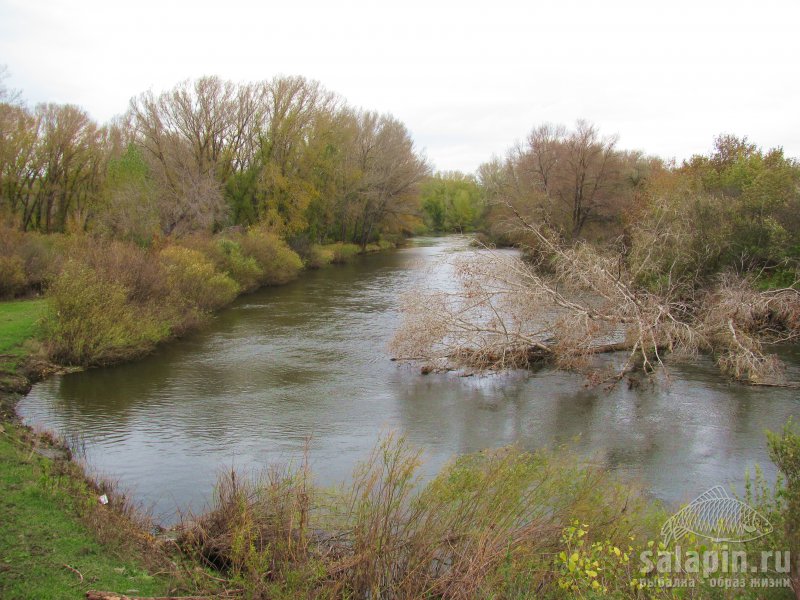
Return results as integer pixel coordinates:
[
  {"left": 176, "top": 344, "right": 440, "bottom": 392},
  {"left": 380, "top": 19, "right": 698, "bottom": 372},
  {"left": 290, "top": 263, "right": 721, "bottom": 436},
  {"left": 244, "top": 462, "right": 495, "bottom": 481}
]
[{"left": 18, "top": 236, "right": 800, "bottom": 522}]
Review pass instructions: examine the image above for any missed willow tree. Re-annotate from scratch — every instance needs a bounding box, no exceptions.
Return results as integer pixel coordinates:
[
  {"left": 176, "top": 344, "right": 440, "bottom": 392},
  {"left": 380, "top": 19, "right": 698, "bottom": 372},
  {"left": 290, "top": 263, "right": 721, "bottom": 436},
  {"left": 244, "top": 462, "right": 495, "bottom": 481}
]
[
  {"left": 0, "top": 102, "right": 41, "bottom": 227},
  {"left": 127, "top": 76, "right": 258, "bottom": 234},
  {"left": 31, "top": 104, "right": 106, "bottom": 233},
  {"left": 349, "top": 112, "right": 430, "bottom": 247}
]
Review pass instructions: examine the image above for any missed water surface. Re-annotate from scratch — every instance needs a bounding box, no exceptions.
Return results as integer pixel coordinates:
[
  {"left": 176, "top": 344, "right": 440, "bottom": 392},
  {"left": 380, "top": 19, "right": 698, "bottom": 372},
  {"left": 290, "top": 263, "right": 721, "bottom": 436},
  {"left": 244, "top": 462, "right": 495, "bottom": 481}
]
[{"left": 19, "top": 237, "right": 800, "bottom": 522}]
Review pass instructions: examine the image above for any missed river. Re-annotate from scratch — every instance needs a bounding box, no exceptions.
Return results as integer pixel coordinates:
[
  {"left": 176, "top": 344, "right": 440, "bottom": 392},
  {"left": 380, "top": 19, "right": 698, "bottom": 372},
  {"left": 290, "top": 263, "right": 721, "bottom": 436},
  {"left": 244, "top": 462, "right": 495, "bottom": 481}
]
[{"left": 18, "top": 236, "right": 800, "bottom": 523}]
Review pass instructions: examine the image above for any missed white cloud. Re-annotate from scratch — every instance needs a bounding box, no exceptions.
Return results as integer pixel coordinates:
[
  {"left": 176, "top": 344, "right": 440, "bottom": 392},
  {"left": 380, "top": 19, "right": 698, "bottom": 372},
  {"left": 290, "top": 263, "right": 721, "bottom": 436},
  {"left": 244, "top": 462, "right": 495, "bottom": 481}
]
[{"left": 2, "top": 0, "right": 798, "bottom": 171}]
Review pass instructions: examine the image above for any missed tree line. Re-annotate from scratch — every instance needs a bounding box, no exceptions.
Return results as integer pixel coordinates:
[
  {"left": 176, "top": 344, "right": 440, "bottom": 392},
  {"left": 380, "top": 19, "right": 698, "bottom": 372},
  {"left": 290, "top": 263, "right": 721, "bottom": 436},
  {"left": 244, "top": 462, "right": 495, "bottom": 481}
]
[
  {"left": 0, "top": 73, "right": 430, "bottom": 248},
  {"left": 395, "top": 121, "right": 800, "bottom": 385},
  {"left": 478, "top": 121, "right": 800, "bottom": 284}
]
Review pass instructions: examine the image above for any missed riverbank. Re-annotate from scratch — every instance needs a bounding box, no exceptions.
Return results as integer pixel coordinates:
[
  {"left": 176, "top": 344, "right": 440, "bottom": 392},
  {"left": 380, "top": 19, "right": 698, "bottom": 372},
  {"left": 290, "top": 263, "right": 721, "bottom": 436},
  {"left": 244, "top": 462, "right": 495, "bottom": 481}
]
[
  {"left": 0, "top": 299, "right": 45, "bottom": 395},
  {"left": 0, "top": 416, "right": 180, "bottom": 599},
  {"left": 1, "top": 235, "right": 397, "bottom": 392},
  {"left": 0, "top": 298, "right": 211, "bottom": 598},
  {"left": 0, "top": 239, "right": 398, "bottom": 599},
  {"left": 5, "top": 239, "right": 799, "bottom": 599}
]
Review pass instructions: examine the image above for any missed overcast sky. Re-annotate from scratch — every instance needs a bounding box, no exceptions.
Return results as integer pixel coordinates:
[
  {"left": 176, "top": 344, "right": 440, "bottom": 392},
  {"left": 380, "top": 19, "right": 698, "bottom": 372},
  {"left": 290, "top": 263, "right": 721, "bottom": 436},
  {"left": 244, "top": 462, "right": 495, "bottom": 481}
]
[{"left": 1, "top": 0, "right": 798, "bottom": 172}]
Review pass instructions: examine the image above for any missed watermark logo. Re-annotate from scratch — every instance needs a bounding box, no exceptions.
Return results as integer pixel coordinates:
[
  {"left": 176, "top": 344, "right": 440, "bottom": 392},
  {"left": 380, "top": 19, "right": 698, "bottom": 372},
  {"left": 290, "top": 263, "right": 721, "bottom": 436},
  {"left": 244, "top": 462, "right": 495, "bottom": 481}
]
[
  {"left": 660, "top": 485, "right": 773, "bottom": 546},
  {"left": 636, "top": 485, "right": 792, "bottom": 591}
]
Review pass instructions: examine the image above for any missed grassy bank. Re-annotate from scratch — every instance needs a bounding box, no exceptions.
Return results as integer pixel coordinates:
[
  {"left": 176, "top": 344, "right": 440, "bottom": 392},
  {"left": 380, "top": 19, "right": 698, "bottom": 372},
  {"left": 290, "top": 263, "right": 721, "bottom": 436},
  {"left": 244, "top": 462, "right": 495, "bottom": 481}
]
[
  {"left": 0, "top": 299, "right": 45, "bottom": 394},
  {"left": 0, "top": 420, "right": 178, "bottom": 599},
  {"left": 0, "top": 295, "right": 182, "bottom": 598},
  {"left": 0, "top": 225, "right": 398, "bottom": 375},
  {"left": 0, "top": 237, "right": 398, "bottom": 599}
]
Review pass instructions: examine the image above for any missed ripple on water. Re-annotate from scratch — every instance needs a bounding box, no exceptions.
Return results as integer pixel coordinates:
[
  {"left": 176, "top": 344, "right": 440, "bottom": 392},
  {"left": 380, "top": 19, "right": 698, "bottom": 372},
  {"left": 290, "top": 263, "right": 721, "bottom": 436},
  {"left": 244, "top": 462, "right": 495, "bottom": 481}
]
[{"left": 16, "top": 236, "right": 800, "bottom": 524}]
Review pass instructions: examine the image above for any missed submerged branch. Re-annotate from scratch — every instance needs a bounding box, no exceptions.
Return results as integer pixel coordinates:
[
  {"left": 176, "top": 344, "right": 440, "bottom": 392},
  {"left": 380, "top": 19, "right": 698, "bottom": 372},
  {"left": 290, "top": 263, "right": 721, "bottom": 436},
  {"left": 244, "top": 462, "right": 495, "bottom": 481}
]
[{"left": 391, "top": 213, "right": 800, "bottom": 385}]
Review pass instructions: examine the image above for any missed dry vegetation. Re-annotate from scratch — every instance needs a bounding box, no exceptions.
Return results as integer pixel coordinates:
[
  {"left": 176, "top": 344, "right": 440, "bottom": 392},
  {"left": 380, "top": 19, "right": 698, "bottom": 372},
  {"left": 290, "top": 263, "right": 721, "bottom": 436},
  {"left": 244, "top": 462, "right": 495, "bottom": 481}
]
[
  {"left": 0, "top": 225, "right": 305, "bottom": 367},
  {"left": 392, "top": 207, "right": 800, "bottom": 385},
  {"left": 176, "top": 434, "right": 661, "bottom": 599},
  {"left": 172, "top": 430, "right": 800, "bottom": 598}
]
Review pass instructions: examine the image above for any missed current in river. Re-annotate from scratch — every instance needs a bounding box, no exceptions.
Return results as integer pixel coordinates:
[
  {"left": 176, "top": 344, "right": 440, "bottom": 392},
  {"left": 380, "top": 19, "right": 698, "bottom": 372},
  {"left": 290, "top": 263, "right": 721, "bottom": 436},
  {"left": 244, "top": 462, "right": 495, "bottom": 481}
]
[{"left": 18, "top": 236, "right": 800, "bottom": 523}]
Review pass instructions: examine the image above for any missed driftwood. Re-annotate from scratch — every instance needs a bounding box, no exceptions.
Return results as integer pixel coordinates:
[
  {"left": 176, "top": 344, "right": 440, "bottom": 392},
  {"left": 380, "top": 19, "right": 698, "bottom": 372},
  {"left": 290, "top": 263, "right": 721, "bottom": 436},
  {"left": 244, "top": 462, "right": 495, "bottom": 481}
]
[
  {"left": 86, "top": 592, "right": 210, "bottom": 600},
  {"left": 395, "top": 340, "right": 633, "bottom": 374}
]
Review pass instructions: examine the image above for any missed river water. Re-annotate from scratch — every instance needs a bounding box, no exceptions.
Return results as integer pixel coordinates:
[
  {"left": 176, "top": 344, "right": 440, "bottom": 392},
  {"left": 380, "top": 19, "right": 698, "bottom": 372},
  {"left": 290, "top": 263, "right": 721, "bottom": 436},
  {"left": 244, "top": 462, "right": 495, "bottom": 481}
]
[{"left": 18, "top": 236, "right": 800, "bottom": 523}]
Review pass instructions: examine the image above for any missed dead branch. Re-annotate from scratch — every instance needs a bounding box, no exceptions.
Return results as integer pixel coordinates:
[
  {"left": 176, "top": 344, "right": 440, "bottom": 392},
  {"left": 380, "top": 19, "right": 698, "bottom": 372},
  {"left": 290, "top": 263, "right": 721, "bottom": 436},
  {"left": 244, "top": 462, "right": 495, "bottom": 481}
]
[
  {"left": 392, "top": 205, "right": 800, "bottom": 384},
  {"left": 63, "top": 563, "right": 84, "bottom": 583}
]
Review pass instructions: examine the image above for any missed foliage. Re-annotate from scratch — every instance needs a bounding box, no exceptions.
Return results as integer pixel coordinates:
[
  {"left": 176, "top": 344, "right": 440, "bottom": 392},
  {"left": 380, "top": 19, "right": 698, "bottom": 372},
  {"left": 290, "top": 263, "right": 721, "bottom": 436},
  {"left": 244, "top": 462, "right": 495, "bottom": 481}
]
[
  {"left": 95, "top": 144, "right": 159, "bottom": 243},
  {"left": 556, "top": 521, "right": 641, "bottom": 597},
  {"left": 239, "top": 228, "right": 303, "bottom": 285},
  {"left": 206, "top": 237, "right": 264, "bottom": 292},
  {"left": 630, "top": 136, "right": 800, "bottom": 290},
  {"left": 420, "top": 171, "right": 484, "bottom": 232},
  {"left": 158, "top": 246, "right": 240, "bottom": 312},
  {"left": 41, "top": 260, "right": 168, "bottom": 366}
]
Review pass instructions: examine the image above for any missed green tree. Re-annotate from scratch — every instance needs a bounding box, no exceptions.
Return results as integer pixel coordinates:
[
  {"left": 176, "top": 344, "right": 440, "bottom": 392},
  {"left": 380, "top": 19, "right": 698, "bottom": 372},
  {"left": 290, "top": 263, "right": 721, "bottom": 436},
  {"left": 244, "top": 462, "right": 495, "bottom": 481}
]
[{"left": 420, "top": 172, "right": 484, "bottom": 232}]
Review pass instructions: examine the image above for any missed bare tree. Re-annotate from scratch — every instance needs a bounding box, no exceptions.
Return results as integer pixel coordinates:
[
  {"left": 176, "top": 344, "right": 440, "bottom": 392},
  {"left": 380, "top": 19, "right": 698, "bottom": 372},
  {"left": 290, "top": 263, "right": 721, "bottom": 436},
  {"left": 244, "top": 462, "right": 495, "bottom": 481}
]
[
  {"left": 487, "top": 121, "right": 625, "bottom": 240},
  {"left": 0, "top": 65, "right": 22, "bottom": 105},
  {"left": 392, "top": 205, "right": 800, "bottom": 385},
  {"left": 351, "top": 112, "right": 430, "bottom": 247},
  {"left": 127, "top": 77, "right": 243, "bottom": 234}
]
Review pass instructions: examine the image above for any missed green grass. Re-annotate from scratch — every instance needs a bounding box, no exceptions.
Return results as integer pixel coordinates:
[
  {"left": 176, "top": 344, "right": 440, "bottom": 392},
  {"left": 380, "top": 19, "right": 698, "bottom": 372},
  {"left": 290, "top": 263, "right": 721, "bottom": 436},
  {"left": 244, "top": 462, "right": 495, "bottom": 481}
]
[
  {"left": 0, "top": 423, "right": 173, "bottom": 599},
  {"left": 0, "top": 299, "right": 46, "bottom": 372}
]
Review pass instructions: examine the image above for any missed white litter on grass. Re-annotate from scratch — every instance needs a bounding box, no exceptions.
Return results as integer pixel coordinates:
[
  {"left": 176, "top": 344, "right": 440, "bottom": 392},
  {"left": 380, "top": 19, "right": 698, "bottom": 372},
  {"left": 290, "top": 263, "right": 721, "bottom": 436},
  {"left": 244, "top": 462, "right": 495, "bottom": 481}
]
[{"left": 98, "top": 494, "right": 109, "bottom": 505}]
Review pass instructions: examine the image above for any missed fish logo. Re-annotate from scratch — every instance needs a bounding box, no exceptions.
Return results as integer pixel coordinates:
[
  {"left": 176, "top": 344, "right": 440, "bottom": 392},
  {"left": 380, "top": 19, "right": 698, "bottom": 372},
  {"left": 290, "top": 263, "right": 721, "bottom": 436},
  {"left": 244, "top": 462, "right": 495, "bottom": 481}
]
[{"left": 661, "top": 486, "right": 773, "bottom": 546}]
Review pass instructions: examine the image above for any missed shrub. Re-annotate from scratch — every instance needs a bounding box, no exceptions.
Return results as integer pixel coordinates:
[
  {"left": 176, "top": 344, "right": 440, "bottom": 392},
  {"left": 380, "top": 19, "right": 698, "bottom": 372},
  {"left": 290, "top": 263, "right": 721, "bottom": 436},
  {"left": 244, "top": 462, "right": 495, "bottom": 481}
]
[
  {"left": 0, "top": 225, "right": 66, "bottom": 297},
  {"left": 179, "top": 436, "right": 661, "bottom": 598},
  {"left": 305, "top": 244, "right": 334, "bottom": 269},
  {"left": 41, "top": 261, "right": 167, "bottom": 366},
  {"left": 159, "top": 246, "right": 239, "bottom": 312},
  {"left": 329, "top": 242, "right": 361, "bottom": 264},
  {"left": 179, "top": 464, "right": 319, "bottom": 597},
  {"left": 208, "top": 238, "right": 263, "bottom": 292},
  {"left": 75, "top": 239, "right": 170, "bottom": 305},
  {"left": 16, "top": 232, "right": 65, "bottom": 291},
  {"left": 767, "top": 419, "right": 800, "bottom": 594},
  {"left": 239, "top": 229, "right": 303, "bottom": 285},
  {"left": 0, "top": 256, "right": 27, "bottom": 299}
]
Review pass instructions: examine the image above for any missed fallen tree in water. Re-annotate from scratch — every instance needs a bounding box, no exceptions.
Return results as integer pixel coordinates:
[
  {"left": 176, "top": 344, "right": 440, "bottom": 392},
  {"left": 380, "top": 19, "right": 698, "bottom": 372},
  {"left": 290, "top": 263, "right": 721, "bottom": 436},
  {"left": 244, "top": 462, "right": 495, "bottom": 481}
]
[{"left": 391, "top": 208, "right": 800, "bottom": 385}]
